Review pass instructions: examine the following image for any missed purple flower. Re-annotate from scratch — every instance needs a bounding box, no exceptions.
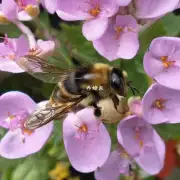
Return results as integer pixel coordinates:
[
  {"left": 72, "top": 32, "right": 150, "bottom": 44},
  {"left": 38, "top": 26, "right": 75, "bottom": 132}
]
[
  {"left": 93, "top": 15, "right": 139, "bottom": 61},
  {"left": 135, "top": 0, "right": 179, "bottom": 18},
  {"left": 142, "top": 83, "right": 180, "bottom": 124},
  {"left": 40, "top": 0, "right": 57, "bottom": 14},
  {"left": 56, "top": 0, "right": 118, "bottom": 41},
  {"left": 2, "top": 0, "right": 40, "bottom": 21},
  {"left": 63, "top": 108, "right": 111, "bottom": 173},
  {"left": 95, "top": 147, "right": 132, "bottom": 180},
  {"left": 0, "top": 34, "right": 29, "bottom": 73},
  {"left": 117, "top": 115, "right": 165, "bottom": 175},
  {"left": 0, "top": 91, "right": 53, "bottom": 159},
  {"left": 0, "top": 34, "right": 55, "bottom": 73},
  {"left": 144, "top": 37, "right": 180, "bottom": 90}
]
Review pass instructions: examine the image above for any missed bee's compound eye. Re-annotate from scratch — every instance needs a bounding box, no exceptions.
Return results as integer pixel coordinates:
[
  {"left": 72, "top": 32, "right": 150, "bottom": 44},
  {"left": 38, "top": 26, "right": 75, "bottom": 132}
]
[{"left": 94, "top": 108, "right": 101, "bottom": 117}]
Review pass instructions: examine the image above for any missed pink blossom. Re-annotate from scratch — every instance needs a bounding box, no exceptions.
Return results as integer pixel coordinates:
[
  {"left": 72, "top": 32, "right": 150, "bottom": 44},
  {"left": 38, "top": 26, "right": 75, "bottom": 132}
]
[
  {"left": 143, "top": 37, "right": 180, "bottom": 90},
  {"left": 63, "top": 108, "right": 111, "bottom": 173},
  {"left": 95, "top": 147, "right": 132, "bottom": 180},
  {"left": 117, "top": 115, "right": 165, "bottom": 175},
  {"left": 56, "top": 0, "right": 119, "bottom": 41},
  {"left": 142, "top": 83, "right": 180, "bottom": 124},
  {"left": 93, "top": 15, "right": 139, "bottom": 61},
  {"left": 0, "top": 91, "right": 53, "bottom": 159},
  {"left": 1, "top": 0, "right": 40, "bottom": 21},
  {"left": 0, "top": 34, "right": 55, "bottom": 73}
]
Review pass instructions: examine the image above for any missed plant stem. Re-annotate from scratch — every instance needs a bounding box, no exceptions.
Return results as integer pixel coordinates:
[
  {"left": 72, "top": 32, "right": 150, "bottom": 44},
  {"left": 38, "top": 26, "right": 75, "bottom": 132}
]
[{"left": 12, "top": 20, "right": 36, "bottom": 49}]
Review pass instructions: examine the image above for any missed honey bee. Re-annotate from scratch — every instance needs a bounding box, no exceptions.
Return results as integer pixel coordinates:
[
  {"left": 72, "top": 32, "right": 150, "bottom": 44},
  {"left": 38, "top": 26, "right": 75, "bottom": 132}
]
[{"left": 17, "top": 55, "right": 137, "bottom": 130}]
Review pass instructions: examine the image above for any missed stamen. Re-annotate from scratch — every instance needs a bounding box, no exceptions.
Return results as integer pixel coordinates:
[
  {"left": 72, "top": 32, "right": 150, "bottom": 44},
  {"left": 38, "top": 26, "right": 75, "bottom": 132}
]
[
  {"left": 76, "top": 124, "right": 88, "bottom": 133},
  {"left": 161, "top": 56, "right": 175, "bottom": 68},
  {"left": 0, "top": 15, "right": 10, "bottom": 24},
  {"left": 88, "top": 3, "right": 101, "bottom": 17},
  {"left": 24, "top": 5, "right": 40, "bottom": 17},
  {"left": 134, "top": 127, "right": 144, "bottom": 149},
  {"left": 114, "top": 26, "right": 123, "bottom": 39},
  {"left": 153, "top": 98, "right": 166, "bottom": 110}
]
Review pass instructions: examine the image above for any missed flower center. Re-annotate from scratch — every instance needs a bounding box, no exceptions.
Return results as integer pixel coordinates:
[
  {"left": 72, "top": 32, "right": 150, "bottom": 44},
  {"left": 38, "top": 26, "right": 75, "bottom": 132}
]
[
  {"left": 161, "top": 56, "right": 175, "bottom": 68},
  {"left": 153, "top": 98, "right": 165, "bottom": 110},
  {"left": 114, "top": 26, "right": 135, "bottom": 39},
  {"left": 77, "top": 124, "right": 88, "bottom": 133},
  {"left": 88, "top": 3, "right": 101, "bottom": 17}
]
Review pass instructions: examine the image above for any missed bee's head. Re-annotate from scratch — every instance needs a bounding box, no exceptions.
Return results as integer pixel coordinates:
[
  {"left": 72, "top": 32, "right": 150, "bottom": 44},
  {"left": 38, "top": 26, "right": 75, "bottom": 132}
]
[{"left": 110, "top": 68, "right": 127, "bottom": 97}]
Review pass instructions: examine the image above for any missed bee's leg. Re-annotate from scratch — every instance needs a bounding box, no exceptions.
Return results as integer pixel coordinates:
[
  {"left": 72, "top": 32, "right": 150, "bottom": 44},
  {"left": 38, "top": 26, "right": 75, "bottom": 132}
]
[
  {"left": 89, "top": 91, "right": 102, "bottom": 117},
  {"left": 112, "top": 95, "right": 125, "bottom": 114}
]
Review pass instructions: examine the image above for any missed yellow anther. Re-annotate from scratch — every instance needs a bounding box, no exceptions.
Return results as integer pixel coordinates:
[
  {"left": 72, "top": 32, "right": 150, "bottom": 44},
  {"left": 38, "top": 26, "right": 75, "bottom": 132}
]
[
  {"left": 154, "top": 98, "right": 165, "bottom": 110},
  {"left": 161, "top": 56, "right": 175, "bottom": 68},
  {"left": 24, "top": 5, "right": 40, "bottom": 17},
  {"left": 88, "top": 4, "right": 101, "bottom": 17}
]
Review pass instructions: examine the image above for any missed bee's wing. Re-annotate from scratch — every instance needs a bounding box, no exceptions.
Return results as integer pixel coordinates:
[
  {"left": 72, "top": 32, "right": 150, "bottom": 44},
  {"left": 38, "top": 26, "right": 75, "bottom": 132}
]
[
  {"left": 24, "top": 96, "right": 85, "bottom": 130},
  {"left": 16, "top": 55, "right": 75, "bottom": 83}
]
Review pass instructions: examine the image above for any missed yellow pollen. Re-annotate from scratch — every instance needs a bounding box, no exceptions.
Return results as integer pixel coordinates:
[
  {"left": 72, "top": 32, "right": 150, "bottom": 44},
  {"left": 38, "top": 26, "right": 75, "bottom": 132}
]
[
  {"left": 7, "top": 112, "right": 16, "bottom": 121},
  {"left": 120, "top": 152, "right": 129, "bottom": 159},
  {"left": 77, "top": 124, "right": 88, "bottom": 133},
  {"left": 161, "top": 56, "right": 175, "bottom": 68},
  {"left": 115, "top": 26, "right": 123, "bottom": 38},
  {"left": 88, "top": 4, "right": 101, "bottom": 17},
  {"left": 154, "top": 98, "right": 165, "bottom": 110},
  {"left": 23, "top": 128, "right": 33, "bottom": 135},
  {"left": 0, "top": 15, "right": 10, "bottom": 24},
  {"left": 24, "top": 5, "right": 40, "bottom": 17}
]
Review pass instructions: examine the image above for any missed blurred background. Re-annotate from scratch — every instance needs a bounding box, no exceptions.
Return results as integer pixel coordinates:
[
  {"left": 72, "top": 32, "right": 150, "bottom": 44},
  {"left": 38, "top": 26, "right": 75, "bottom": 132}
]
[{"left": 1, "top": 4, "right": 180, "bottom": 180}]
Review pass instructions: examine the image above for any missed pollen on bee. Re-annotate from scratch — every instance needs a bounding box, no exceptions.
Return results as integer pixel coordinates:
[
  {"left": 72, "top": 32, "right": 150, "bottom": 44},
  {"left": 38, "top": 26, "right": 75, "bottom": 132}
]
[
  {"left": 161, "top": 56, "right": 175, "bottom": 68},
  {"left": 153, "top": 98, "right": 166, "bottom": 110}
]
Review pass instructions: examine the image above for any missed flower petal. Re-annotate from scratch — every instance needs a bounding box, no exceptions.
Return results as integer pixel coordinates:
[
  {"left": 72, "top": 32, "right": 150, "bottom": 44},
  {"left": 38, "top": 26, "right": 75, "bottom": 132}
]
[
  {"left": 142, "top": 83, "right": 180, "bottom": 124},
  {"left": 0, "top": 121, "right": 53, "bottom": 159},
  {"left": 63, "top": 108, "right": 111, "bottom": 173},
  {"left": 117, "top": 32, "right": 139, "bottom": 59},
  {"left": 136, "top": 0, "right": 179, "bottom": 18},
  {"left": 43, "top": 0, "right": 57, "bottom": 14},
  {"left": 116, "top": 0, "right": 131, "bottom": 6},
  {"left": 95, "top": 150, "right": 121, "bottom": 180},
  {"left": 2, "top": 0, "right": 17, "bottom": 20},
  {"left": 83, "top": 18, "right": 108, "bottom": 41},
  {"left": 15, "top": 35, "right": 29, "bottom": 57},
  {"left": 0, "top": 91, "right": 37, "bottom": 128}
]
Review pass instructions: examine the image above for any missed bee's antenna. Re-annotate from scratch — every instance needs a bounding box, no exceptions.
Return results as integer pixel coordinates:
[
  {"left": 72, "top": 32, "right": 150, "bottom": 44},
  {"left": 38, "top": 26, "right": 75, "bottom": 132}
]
[{"left": 127, "top": 81, "right": 140, "bottom": 95}]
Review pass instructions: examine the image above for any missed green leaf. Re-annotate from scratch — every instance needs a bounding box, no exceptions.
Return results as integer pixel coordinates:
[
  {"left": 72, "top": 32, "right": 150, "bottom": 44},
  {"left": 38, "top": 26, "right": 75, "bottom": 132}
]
[
  {"left": 154, "top": 123, "right": 180, "bottom": 140},
  {"left": 0, "top": 24, "right": 21, "bottom": 37}
]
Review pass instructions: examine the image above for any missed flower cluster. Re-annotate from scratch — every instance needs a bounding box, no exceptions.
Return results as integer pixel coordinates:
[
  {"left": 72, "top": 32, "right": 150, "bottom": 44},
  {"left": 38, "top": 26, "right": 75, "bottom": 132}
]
[{"left": 1, "top": 1, "right": 180, "bottom": 180}]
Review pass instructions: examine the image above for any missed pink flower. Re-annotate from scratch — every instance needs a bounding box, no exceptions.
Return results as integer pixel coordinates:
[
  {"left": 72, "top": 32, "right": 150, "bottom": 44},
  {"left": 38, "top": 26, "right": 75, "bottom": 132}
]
[
  {"left": 1, "top": 0, "right": 40, "bottom": 21},
  {"left": 128, "top": 96, "right": 142, "bottom": 116},
  {"left": 0, "top": 34, "right": 55, "bottom": 73},
  {"left": 93, "top": 15, "right": 139, "bottom": 61},
  {"left": 0, "top": 35, "right": 29, "bottom": 73},
  {"left": 0, "top": 91, "right": 53, "bottom": 159},
  {"left": 63, "top": 108, "right": 111, "bottom": 173},
  {"left": 143, "top": 37, "right": 180, "bottom": 90},
  {"left": 135, "top": 0, "right": 179, "bottom": 18},
  {"left": 117, "top": 115, "right": 165, "bottom": 175},
  {"left": 142, "top": 83, "right": 180, "bottom": 124},
  {"left": 95, "top": 147, "right": 132, "bottom": 180},
  {"left": 56, "top": 0, "right": 119, "bottom": 41}
]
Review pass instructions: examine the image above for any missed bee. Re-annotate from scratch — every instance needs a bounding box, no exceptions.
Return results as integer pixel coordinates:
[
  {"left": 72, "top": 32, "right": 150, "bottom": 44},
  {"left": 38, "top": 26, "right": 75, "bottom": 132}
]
[{"left": 17, "top": 55, "right": 136, "bottom": 130}]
